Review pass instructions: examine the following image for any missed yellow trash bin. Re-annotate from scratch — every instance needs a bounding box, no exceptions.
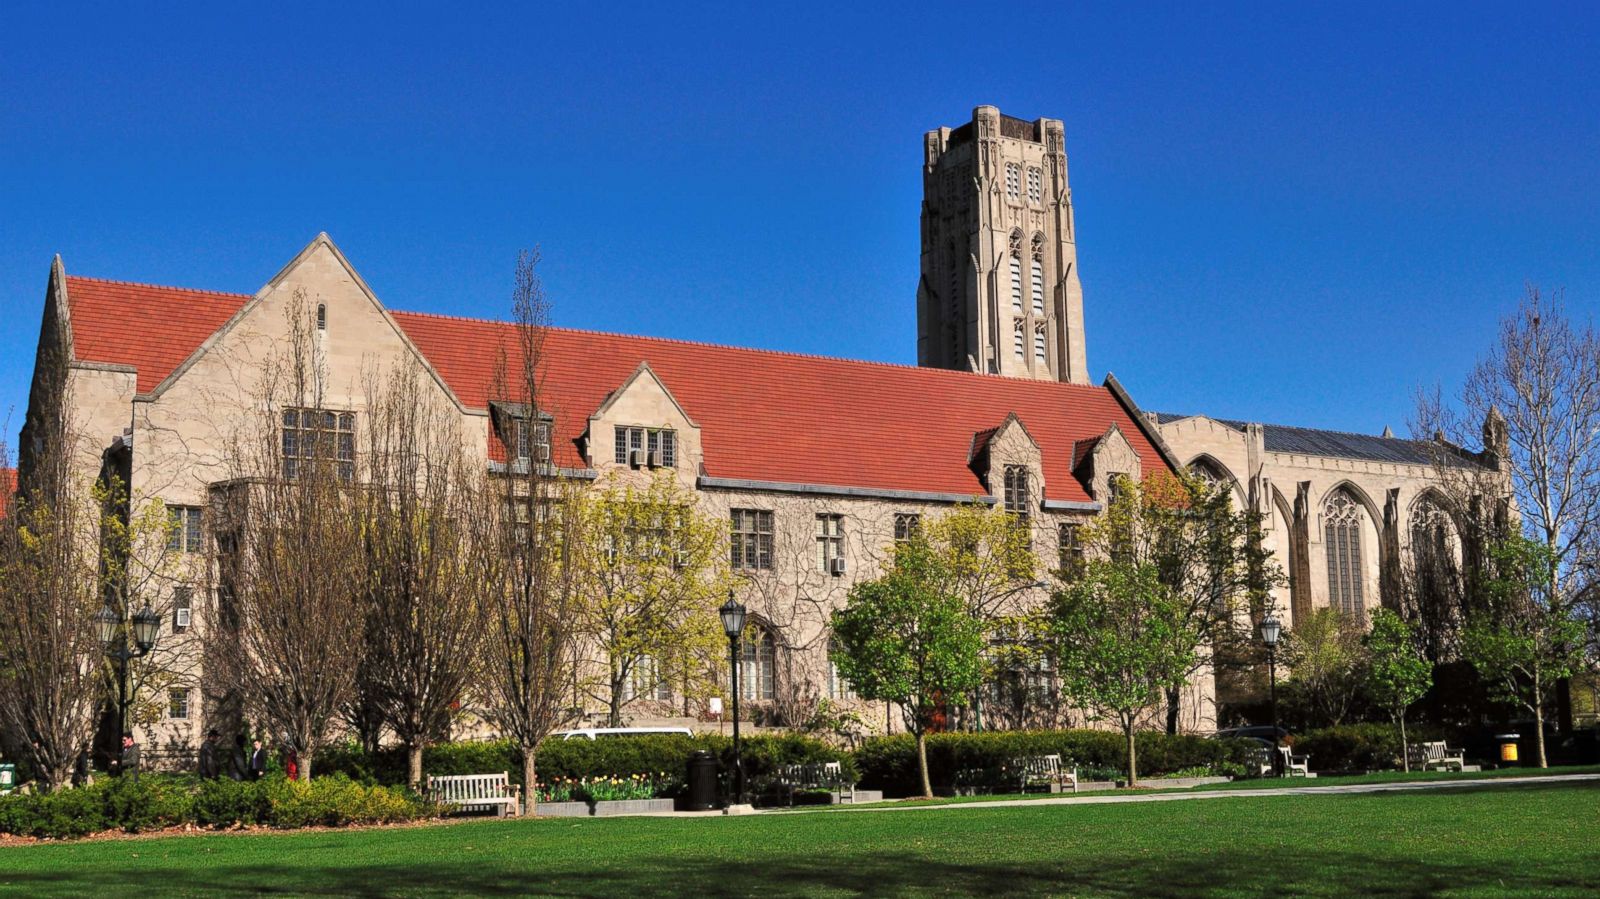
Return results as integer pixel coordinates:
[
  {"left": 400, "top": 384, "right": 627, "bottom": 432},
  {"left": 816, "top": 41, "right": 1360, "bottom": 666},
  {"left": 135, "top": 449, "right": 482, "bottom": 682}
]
[{"left": 1496, "top": 734, "right": 1520, "bottom": 764}]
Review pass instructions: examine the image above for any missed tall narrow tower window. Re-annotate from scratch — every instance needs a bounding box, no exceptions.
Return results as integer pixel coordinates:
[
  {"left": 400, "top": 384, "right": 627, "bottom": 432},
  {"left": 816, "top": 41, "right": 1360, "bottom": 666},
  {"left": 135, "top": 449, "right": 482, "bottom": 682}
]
[
  {"left": 1034, "top": 327, "right": 1047, "bottom": 363},
  {"left": 316, "top": 304, "right": 326, "bottom": 330},
  {"left": 1013, "top": 322, "right": 1025, "bottom": 358},
  {"left": 1030, "top": 260, "right": 1045, "bottom": 316},
  {"left": 1026, "top": 167, "right": 1042, "bottom": 203},
  {"left": 1009, "top": 257, "right": 1023, "bottom": 312},
  {"left": 1005, "top": 163, "right": 1020, "bottom": 200}
]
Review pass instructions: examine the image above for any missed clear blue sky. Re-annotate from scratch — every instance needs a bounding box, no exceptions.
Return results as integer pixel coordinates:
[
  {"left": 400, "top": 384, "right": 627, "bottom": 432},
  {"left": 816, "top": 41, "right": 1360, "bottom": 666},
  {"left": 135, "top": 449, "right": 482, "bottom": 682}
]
[{"left": 3, "top": 2, "right": 1596, "bottom": 453}]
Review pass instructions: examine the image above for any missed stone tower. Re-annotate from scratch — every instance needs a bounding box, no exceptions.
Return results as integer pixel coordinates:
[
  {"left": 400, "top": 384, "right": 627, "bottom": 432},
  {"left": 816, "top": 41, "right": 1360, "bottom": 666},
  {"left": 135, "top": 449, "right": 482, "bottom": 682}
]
[{"left": 916, "top": 106, "right": 1088, "bottom": 383}]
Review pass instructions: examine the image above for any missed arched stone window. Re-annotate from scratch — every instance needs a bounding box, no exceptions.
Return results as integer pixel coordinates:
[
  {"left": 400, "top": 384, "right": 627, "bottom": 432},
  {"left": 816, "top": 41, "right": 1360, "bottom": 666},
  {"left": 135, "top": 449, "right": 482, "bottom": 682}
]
[
  {"left": 1324, "top": 490, "right": 1365, "bottom": 615},
  {"left": 1409, "top": 494, "right": 1455, "bottom": 564},
  {"left": 1009, "top": 231, "right": 1024, "bottom": 313},
  {"left": 740, "top": 623, "right": 777, "bottom": 701},
  {"left": 1005, "top": 162, "right": 1021, "bottom": 200}
]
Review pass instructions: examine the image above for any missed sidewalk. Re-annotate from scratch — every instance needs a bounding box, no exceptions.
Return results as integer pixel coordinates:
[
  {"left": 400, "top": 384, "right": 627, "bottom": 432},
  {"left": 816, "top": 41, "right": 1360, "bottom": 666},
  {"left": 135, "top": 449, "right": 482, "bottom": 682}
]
[{"left": 785, "top": 772, "right": 1600, "bottom": 815}]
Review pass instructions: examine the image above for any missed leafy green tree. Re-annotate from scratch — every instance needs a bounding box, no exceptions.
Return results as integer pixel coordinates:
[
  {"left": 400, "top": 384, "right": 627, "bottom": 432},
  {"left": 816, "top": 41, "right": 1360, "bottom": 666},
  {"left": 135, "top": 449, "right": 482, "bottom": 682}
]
[
  {"left": 1079, "top": 471, "right": 1282, "bottom": 733},
  {"left": 1363, "top": 609, "right": 1432, "bottom": 771},
  {"left": 1462, "top": 537, "right": 1586, "bottom": 768},
  {"left": 919, "top": 503, "right": 1038, "bottom": 729},
  {"left": 1281, "top": 607, "right": 1369, "bottom": 727},
  {"left": 1046, "top": 558, "right": 1198, "bottom": 787},
  {"left": 830, "top": 538, "right": 985, "bottom": 798},
  {"left": 575, "top": 473, "right": 729, "bottom": 726}
]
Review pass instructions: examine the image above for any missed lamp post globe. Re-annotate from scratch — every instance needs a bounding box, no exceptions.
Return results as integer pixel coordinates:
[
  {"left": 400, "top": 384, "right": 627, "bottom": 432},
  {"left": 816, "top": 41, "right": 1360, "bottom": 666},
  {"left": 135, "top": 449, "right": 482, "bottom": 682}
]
[
  {"left": 95, "top": 606, "right": 119, "bottom": 647},
  {"left": 132, "top": 607, "right": 162, "bottom": 653},
  {"left": 720, "top": 597, "right": 747, "bottom": 639}
]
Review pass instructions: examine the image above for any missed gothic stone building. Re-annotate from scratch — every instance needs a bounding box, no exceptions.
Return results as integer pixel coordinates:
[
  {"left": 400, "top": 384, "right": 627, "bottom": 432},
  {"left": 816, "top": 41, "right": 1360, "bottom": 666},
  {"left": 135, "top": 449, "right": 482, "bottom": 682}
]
[
  {"left": 22, "top": 233, "right": 1185, "bottom": 754},
  {"left": 18, "top": 105, "right": 1498, "bottom": 754}
]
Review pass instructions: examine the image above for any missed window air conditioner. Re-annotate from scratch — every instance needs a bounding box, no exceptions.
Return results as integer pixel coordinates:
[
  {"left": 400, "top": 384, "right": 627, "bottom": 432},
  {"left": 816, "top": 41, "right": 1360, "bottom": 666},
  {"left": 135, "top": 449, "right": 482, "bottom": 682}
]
[
  {"left": 629, "top": 449, "right": 647, "bottom": 468},
  {"left": 648, "top": 449, "right": 664, "bottom": 468},
  {"left": 830, "top": 557, "right": 847, "bottom": 576},
  {"left": 175, "top": 607, "right": 192, "bottom": 629}
]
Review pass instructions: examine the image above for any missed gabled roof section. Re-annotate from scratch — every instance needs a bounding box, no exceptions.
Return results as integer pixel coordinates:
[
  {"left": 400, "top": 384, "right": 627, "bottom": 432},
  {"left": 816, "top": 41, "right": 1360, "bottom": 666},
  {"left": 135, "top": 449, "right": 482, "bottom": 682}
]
[
  {"left": 64, "top": 276, "right": 250, "bottom": 393},
  {"left": 589, "top": 361, "right": 700, "bottom": 429},
  {"left": 53, "top": 259, "right": 1178, "bottom": 504},
  {"left": 393, "top": 313, "right": 1172, "bottom": 502}
]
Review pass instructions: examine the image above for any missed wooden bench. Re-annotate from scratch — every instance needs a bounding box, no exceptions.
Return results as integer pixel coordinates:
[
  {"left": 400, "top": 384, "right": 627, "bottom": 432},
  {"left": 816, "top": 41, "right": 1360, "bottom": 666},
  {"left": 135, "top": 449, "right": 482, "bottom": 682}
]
[
  {"left": 1252, "top": 747, "right": 1274, "bottom": 777},
  {"left": 1278, "top": 746, "right": 1311, "bottom": 777},
  {"left": 776, "top": 761, "right": 856, "bottom": 805},
  {"left": 1006, "top": 754, "right": 1078, "bottom": 794},
  {"left": 428, "top": 772, "right": 520, "bottom": 817},
  {"left": 1408, "top": 740, "right": 1465, "bottom": 772}
]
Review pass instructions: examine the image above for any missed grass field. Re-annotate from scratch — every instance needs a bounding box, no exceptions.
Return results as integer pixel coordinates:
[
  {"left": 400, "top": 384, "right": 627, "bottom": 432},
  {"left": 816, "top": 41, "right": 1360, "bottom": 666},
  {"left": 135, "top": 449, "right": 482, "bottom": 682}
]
[{"left": 1, "top": 780, "right": 1597, "bottom": 897}]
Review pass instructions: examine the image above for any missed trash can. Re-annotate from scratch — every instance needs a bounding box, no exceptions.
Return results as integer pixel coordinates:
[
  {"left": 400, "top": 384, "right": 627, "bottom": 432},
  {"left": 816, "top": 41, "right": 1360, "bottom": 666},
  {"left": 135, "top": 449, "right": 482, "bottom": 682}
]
[
  {"left": 1495, "top": 734, "right": 1520, "bottom": 766},
  {"left": 0, "top": 763, "right": 15, "bottom": 796},
  {"left": 683, "top": 750, "right": 719, "bottom": 811}
]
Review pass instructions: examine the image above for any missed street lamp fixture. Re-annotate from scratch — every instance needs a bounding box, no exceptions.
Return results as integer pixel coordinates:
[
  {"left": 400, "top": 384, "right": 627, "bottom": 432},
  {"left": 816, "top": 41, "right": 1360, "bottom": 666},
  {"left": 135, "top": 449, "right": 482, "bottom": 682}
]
[
  {"left": 97, "top": 606, "right": 162, "bottom": 741},
  {"left": 1259, "top": 613, "right": 1282, "bottom": 775},
  {"left": 719, "top": 591, "right": 748, "bottom": 810}
]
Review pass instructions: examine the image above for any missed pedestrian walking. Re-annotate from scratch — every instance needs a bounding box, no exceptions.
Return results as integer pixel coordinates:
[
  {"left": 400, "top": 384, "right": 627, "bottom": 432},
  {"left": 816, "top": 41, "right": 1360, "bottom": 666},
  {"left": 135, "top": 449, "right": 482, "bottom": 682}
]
[
  {"left": 230, "top": 734, "right": 249, "bottom": 781},
  {"left": 198, "top": 729, "right": 221, "bottom": 779},
  {"left": 111, "top": 732, "right": 141, "bottom": 781}
]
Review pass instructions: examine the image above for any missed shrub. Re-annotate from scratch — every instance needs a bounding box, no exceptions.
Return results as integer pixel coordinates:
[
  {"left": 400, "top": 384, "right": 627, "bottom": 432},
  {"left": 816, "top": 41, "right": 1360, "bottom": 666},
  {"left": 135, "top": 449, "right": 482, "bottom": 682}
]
[
  {"left": 1293, "top": 722, "right": 1450, "bottom": 772},
  {"left": 0, "top": 774, "right": 432, "bottom": 839},
  {"left": 317, "top": 733, "right": 853, "bottom": 790},
  {"left": 853, "top": 730, "right": 1257, "bottom": 797}
]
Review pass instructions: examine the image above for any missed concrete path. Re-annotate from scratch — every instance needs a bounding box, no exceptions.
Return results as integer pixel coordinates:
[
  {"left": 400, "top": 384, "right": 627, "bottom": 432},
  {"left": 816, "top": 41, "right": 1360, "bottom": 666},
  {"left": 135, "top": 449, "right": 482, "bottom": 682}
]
[{"left": 774, "top": 772, "right": 1600, "bottom": 816}]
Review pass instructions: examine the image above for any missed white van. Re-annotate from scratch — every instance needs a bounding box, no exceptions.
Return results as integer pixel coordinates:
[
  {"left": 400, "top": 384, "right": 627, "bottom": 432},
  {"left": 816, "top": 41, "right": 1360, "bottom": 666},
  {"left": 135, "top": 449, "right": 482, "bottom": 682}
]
[{"left": 555, "top": 727, "right": 694, "bottom": 741}]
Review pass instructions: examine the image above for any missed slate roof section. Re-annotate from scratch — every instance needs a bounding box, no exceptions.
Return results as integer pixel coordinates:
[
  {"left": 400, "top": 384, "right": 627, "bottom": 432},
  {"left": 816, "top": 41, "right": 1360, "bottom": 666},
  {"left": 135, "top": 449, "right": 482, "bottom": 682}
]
[
  {"left": 1156, "top": 412, "right": 1460, "bottom": 466},
  {"left": 58, "top": 275, "right": 1176, "bottom": 505}
]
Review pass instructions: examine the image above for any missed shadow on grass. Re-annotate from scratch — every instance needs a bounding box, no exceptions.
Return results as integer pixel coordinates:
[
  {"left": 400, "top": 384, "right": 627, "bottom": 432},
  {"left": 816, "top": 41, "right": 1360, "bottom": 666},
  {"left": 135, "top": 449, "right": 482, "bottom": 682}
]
[{"left": 5, "top": 842, "right": 1598, "bottom": 898}]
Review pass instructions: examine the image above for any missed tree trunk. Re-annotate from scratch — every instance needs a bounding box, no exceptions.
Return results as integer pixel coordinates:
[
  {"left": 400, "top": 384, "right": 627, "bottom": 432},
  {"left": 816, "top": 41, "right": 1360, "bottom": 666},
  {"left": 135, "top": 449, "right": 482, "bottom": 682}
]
[
  {"left": 609, "top": 680, "right": 623, "bottom": 728},
  {"left": 1399, "top": 715, "right": 1409, "bottom": 773},
  {"left": 302, "top": 748, "right": 315, "bottom": 782},
  {"left": 522, "top": 745, "right": 539, "bottom": 816},
  {"left": 1165, "top": 686, "right": 1181, "bottom": 735},
  {"left": 915, "top": 730, "right": 933, "bottom": 799},
  {"left": 407, "top": 743, "right": 425, "bottom": 791},
  {"left": 1533, "top": 693, "right": 1548, "bottom": 768},
  {"left": 1125, "top": 723, "right": 1138, "bottom": 789}
]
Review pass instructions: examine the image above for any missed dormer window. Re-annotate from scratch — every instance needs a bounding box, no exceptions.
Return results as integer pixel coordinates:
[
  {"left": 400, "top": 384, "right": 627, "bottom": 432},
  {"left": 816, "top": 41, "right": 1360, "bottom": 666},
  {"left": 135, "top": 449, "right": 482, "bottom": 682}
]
[
  {"left": 615, "top": 426, "right": 676, "bottom": 468},
  {"left": 514, "top": 418, "right": 552, "bottom": 464}
]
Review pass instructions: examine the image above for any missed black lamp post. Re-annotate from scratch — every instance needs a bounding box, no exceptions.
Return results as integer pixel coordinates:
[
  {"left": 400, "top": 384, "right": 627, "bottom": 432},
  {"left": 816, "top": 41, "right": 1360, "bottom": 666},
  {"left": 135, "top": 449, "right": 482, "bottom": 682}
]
[
  {"left": 96, "top": 606, "right": 161, "bottom": 738},
  {"left": 719, "top": 591, "right": 748, "bottom": 808},
  {"left": 1259, "top": 613, "right": 1282, "bottom": 776}
]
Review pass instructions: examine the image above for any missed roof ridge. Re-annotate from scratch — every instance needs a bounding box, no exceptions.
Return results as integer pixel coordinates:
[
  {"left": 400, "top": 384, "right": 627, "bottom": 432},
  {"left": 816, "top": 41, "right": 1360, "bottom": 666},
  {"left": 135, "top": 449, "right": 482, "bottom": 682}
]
[
  {"left": 1264, "top": 420, "right": 1422, "bottom": 443},
  {"left": 391, "top": 308, "right": 1113, "bottom": 392},
  {"left": 65, "top": 274, "right": 253, "bottom": 301},
  {"left": 65, "top": 273, "right": 1116, "bottom": 395}
]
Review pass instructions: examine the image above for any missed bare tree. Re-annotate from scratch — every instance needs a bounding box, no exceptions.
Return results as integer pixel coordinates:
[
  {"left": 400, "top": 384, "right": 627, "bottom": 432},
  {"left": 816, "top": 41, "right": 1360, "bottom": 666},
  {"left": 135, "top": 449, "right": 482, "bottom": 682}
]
[
  {"left": 474, "top": 249, "right": 583, "bottom": 815},
  {"left": 355, "top": 358, "right": 486, "bottom": 788},
  {"left": 1416, "top": 287, "right": 1599, "bottom": 622},
  {"left": 205, "top": 293, "right": 367, "bottom": 779},
  {"left": 0, "top": 364, "right": 103, "bottom": 790}
]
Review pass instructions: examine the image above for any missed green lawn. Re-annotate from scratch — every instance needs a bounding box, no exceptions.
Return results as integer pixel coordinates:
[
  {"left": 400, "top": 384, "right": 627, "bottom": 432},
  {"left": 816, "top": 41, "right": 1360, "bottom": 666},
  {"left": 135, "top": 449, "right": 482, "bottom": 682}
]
[{"left": 2, "top": 781, "right": 1598, "bottom": 897}]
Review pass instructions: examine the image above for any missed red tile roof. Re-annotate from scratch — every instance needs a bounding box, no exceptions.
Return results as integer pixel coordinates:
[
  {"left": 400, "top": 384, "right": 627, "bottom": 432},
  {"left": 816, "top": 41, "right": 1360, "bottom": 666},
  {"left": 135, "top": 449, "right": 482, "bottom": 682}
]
[
  {"left": 61, "top": 276, "right": 1172, "bottom": 504},
  {"left": 65, "top": 276, "right": 250, "bottom": 393}
]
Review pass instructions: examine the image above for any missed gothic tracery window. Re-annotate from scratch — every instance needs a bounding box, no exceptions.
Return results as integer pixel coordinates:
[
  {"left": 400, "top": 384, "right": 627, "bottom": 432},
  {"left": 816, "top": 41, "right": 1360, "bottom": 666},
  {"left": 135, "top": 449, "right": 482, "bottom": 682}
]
[
  {"left": 1005, "top": 163, "right": 1021, "bottom": 200},
  {"left": 1409, "top": 495, "right": 1454, "bottom": 563},
  {"left": 1324, "top": 490, "right": 1365, "bottom": 615}
]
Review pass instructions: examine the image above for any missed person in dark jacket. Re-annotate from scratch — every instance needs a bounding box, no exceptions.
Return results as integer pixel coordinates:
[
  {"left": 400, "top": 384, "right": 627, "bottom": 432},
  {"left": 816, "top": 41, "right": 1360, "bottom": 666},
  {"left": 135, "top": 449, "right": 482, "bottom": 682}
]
[
  {"left": 249, "top": 738, "right": 268, "bottom": 780},
  {"left": 230, "top": 734, "right": 249, "bottom": 781},
  {"left": 197, "top": 730, "right": 221, "bottom": 779},
  {"left": 111, "top": 732, "right": 140, "bottom": 781}
]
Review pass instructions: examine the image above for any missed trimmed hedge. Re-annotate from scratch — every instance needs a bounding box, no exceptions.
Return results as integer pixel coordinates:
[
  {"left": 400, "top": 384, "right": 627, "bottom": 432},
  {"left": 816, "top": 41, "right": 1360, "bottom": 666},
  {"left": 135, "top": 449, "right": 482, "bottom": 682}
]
[
  {"left": 1293, "top": 722, "right": 1449, "bottom": 773},
  {"left": 0, "top": 774, "right": 433, "bottom": 840},
  {"left": 853, "top": 730, "right": 1258, "bottom": 797},
  {"left": 317, "top": 732, "right": 855, "bottom": 789}
]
